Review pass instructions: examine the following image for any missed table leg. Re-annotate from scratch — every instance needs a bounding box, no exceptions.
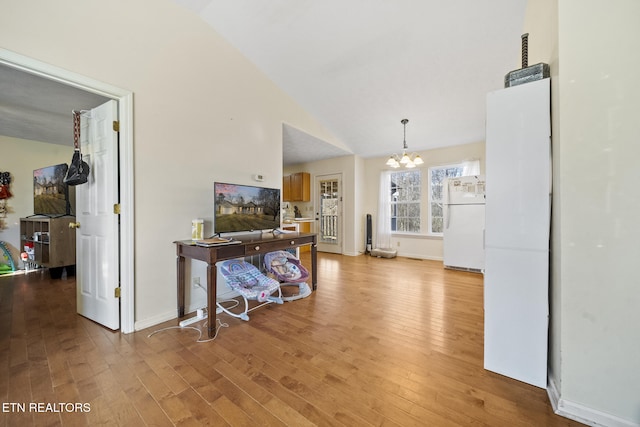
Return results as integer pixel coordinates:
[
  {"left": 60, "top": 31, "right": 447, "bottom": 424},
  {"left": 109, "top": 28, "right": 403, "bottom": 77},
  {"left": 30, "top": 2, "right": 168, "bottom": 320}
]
[
  {"left": 206, "top": 263, "right": 217, "bottom": 338},
  {"left": 311, "top": 240, "right": 318, "bottom": 291},
  {"left": 177, "top": 255, "right": 185, "bottom": 317}
]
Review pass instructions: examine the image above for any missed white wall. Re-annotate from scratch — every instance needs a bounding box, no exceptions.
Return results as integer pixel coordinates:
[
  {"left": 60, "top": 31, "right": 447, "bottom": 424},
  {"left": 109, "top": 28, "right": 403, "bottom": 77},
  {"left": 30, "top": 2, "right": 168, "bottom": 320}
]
[
  {"left": 363, "top": 142, "right": 485, "bottom": 260},
  {"left": 0, "top": 136, "right": 73, "bottom": 262},
  {"left": 287, "top": 142, "right": 485, "bottom": 261},
  {"left": 285, "top": 154, "right": 364, "bottom": 256},
  {"left": 527, "top": 0, "right": 640, "bottom": 425},
  {"left": 558, "top": 0, "right": 640, "bottom": 424},
  {"left": 352, "top": 155, "right": 366, "bottom": 255},
  {"left": 0, "top": 0, "right": 343, "bottom": 327}
]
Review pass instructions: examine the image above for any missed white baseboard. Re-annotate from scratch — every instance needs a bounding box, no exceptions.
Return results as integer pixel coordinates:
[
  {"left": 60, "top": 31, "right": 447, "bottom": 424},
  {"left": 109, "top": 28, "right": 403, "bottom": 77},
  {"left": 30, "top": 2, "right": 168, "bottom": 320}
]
[
  {"left": 548, "top": 377, "right": 639, "bottom": 427},
  {"left": 134, "top": 309, "right": 177, "bottom": 331},
  {"left": 135, "top": 288, "right": 242, "bottom": 332},
  {"left": 399, "top": 253, "right": 442, "bottom": 261},
  {"left": 343, "top": 250, "right": 361, "bottom": 256},
  {"left": 314, "top": 250, "right": 441, "bottom": 260}
]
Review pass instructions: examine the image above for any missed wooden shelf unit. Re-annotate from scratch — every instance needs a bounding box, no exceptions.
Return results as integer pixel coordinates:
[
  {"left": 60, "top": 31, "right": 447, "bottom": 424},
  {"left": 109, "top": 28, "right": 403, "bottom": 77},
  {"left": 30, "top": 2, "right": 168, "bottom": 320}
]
[{"left": 20, "top": 216, "right": 76, "bottom": 269}]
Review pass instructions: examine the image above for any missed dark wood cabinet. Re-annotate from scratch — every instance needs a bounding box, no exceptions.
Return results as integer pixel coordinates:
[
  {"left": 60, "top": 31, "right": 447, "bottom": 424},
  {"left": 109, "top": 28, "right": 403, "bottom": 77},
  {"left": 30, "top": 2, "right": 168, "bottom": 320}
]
[
  {"left": 175, "top": 232, "right": 317, "bottom": 338},
  {"left": 20, "top": 216, "right": 76, "bottom": 270}
]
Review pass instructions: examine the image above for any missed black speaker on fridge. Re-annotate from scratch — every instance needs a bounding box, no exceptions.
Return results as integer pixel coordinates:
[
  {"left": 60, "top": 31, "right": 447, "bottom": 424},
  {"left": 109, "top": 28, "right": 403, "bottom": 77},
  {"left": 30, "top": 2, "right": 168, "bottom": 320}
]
[{"left": 365, "top": 214, "right": 372, "bottom": 254}]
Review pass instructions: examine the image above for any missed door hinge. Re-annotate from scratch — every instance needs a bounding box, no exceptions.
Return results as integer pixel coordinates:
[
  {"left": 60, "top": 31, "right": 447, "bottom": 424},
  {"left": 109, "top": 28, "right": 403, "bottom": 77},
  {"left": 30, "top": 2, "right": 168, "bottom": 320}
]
[
  {"left": 113, "top": 121, "right": 120, "bottom": 132},
  {"left": 114, "top": 204, "right": 121, "bottom": 214},
  {"left": 114, "top": 287, "right": 121, "bottom": 298}
]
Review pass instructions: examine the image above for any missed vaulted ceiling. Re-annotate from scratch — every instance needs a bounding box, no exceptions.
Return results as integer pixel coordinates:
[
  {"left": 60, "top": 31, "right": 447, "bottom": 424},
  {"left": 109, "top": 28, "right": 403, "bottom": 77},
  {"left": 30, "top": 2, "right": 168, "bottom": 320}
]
[
  {"left": 0, "top": 1, "right": 528, "bottom": 166},
  {"left": 174, "top": 0, "right": 528, "bottom": 164}
]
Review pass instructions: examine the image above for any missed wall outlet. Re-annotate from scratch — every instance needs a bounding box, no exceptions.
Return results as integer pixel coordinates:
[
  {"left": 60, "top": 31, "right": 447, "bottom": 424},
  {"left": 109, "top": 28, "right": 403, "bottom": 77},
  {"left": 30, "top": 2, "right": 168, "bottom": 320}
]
[{"left": 397, "top": 241, "right": 400, "bottom": 247}]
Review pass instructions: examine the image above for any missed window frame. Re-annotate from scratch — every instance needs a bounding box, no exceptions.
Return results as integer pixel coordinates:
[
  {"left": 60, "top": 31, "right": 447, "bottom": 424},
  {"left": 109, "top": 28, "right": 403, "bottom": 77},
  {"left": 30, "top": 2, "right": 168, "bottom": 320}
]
[
  {"left": 389, "top": 169, "right": 422, "bottom": 235},
  {"left": 427, "top": 162, "right": 466, "bottom": 236},
  {"left": 385, "top": 162, "right": 470, "bottom": 238}
]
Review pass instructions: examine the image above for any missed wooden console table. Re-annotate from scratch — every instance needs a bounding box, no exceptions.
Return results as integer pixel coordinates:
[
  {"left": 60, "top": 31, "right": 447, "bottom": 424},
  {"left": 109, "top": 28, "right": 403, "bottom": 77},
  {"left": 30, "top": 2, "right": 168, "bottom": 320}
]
[{"left": 175, "top": 232, "right": 317, "bottom": 338}]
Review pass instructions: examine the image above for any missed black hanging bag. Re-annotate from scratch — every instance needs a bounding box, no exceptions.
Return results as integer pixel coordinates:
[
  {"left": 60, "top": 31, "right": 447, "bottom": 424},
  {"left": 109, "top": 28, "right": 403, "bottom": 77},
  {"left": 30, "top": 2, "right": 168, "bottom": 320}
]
[{"left": 64, "top": 110, "right": 90, "bottom": 186}]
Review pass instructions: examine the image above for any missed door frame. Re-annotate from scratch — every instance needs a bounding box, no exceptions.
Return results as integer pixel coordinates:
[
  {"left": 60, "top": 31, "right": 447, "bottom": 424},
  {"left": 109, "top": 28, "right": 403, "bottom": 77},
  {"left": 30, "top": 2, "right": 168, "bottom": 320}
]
[
  {"left": 0, "top": 48, "right": 135, "bottom": 334},
  {"left": 315, "top": 173, "right": 343, "bottom": 254}
]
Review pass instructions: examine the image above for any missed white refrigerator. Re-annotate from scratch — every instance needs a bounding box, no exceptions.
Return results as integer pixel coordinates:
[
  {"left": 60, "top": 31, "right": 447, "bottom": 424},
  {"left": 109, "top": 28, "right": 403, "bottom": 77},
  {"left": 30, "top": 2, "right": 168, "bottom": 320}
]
[
  {"left": 484, "top": 78, "right": 551, "bottom": 388},
  {"left": 443, "top": 175, "right": 485, "bottom": 272}
]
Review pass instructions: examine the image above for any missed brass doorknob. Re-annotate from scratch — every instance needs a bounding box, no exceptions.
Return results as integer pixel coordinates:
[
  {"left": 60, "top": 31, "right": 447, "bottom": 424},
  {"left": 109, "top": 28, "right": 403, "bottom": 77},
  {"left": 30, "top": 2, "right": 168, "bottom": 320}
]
[{"left": 69, "top": 222, "right": 81, "bottom": 229}]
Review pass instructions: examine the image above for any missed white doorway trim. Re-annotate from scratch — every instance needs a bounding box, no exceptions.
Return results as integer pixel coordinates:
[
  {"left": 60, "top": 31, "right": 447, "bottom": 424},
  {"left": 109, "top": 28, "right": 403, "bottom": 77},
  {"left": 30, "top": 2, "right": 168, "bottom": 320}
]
[
  {"left": 315, "top": 173, "right": 343, "bottom": 254},
  {"left": 0, "top": 48, "right": 135, "bottom": 334}
]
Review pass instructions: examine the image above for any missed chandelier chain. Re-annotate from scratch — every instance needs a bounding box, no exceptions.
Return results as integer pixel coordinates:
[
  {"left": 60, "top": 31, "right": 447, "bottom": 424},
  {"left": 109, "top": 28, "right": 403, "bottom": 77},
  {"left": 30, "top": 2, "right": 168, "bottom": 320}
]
[{"left": 403, "top": 119, "right": 408, "bottom": 149}]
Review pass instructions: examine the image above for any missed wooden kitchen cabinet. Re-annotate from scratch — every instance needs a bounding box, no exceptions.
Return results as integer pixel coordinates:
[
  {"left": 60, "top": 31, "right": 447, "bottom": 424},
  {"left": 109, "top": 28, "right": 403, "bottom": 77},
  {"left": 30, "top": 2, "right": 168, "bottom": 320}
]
[
  {"left": 282, "top": 175, "right": 291, "bottom": 201},
  {"left": 283, "top": 172, "right": 310, "bottom": 202},
  {"left": 281, "top": 221, "right": 312, "bottom": 253},
  {"left": 297, "top": 221, "right": 311, "bottom": 252}
]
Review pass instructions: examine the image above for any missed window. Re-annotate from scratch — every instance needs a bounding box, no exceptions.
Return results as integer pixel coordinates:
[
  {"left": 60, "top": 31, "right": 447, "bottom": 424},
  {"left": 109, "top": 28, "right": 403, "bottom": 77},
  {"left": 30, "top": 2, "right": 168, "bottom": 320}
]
[
  {"left": 428, "top": 164, "right": 465, "bottom": 235},
  {"left": 386, "top": 161, "right": 478, "bottom": 236},
  {"left": 390, "top": 170, "right": 421, "bottom": 233}
]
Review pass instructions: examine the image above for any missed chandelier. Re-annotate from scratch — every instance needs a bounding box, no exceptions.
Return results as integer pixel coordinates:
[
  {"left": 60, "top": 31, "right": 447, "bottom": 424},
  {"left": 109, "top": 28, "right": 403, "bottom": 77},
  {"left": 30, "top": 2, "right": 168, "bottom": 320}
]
[{"left": 385, "top": 119, "right": 424, "bottom": 168}]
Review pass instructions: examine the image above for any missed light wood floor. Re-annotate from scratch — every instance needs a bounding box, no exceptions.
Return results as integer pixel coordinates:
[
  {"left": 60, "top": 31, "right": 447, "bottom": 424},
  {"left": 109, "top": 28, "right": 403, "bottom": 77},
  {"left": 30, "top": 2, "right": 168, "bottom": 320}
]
[{"left": 0, "top": 253, "right": 582, "bottom": 426}]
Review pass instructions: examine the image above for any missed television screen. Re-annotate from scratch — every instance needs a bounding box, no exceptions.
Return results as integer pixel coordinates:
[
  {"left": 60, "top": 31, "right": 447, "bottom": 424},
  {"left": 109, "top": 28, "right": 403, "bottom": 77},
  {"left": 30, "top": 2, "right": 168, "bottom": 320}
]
[
  {"left": 33, "top": 163, "right": 71, "bottom": 216},
  {"left": 214, "top": 182, "right": 280, "bottom": 234}
]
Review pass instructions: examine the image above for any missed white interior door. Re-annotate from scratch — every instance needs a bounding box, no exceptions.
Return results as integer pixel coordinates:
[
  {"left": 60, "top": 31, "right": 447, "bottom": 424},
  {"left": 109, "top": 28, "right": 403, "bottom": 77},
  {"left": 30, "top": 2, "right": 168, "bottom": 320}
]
[
  {"left": 76, "top": 100, "right": 120, "bottom": 330},
  {"left": 315, "top": 174, "right": 342, "bottom": 254}
]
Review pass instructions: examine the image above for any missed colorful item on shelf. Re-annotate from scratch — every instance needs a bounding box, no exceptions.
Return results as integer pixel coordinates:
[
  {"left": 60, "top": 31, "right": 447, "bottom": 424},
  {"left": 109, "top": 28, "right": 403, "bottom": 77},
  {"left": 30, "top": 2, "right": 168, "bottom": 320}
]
[
  {"left": 0, "top": 172, "right": 10, "bottom": 230},
  {"left": 0, "top": 171, "right": 12, "bottom": 199}
]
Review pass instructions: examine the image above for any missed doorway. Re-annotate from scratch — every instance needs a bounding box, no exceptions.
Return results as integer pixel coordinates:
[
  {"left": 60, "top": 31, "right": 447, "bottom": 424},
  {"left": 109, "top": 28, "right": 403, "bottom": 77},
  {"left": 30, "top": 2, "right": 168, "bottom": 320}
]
[
  {"left": 316, "top": 173, "right": 342, "bottom": 254},
  {"left": 0, "top": 49, "right": 135, "bottom": 333}
]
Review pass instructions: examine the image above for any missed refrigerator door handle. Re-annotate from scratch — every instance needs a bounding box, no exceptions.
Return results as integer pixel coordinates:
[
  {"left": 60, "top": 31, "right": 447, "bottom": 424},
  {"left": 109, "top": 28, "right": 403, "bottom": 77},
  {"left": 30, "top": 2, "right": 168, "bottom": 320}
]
[{"left": 444, "top": 203, "right": 450, "bottom": 229}]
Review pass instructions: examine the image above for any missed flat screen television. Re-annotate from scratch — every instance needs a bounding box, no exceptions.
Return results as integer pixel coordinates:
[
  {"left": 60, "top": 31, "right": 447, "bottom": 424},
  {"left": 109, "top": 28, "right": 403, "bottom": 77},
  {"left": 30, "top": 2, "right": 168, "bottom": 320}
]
[
  {"left": 214, "top": 182, "right": 280, "bottom": 234},
  {"left": 33, "top": 163, "right": 71, "bottom": 216}
]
